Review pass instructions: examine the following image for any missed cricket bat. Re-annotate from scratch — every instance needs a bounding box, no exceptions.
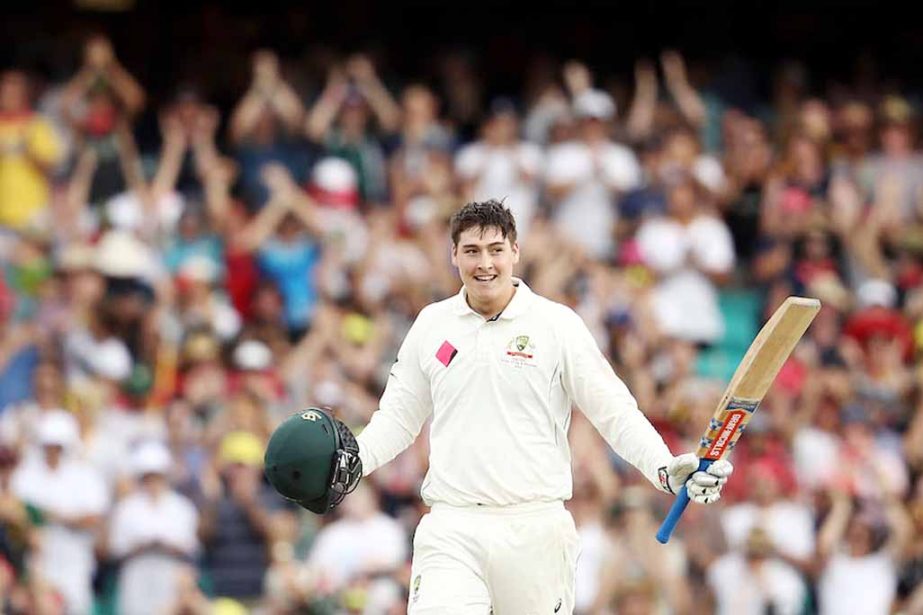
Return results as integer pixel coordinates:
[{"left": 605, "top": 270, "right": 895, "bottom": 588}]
[{"left": 656, "top": 296, "right": 821, "bottom": 544}]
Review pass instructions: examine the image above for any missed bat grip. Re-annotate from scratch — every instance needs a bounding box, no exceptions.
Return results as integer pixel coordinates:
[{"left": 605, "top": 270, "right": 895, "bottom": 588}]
[{"left": 656, "top": 458, "right": 713, "bottom": 544}]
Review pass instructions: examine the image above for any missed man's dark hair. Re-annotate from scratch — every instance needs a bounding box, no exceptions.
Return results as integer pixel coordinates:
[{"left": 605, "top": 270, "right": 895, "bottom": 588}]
[{"left": 449, "top": 200, "right": 517, "bottom": 246}]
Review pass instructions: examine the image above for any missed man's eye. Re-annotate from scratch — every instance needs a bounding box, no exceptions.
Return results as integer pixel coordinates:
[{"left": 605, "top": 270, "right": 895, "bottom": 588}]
[{"left": 465, "top": 250, "right": 477, "bottom": 254}]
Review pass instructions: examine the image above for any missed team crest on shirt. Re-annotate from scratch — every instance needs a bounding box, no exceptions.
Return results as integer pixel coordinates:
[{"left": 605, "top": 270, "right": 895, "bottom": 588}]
[
  {"left": 412, "top": 574, "right": 421, "bottom": 603},
  {"left": 502, "top": 335, "right": 537, "bottom": 367}
]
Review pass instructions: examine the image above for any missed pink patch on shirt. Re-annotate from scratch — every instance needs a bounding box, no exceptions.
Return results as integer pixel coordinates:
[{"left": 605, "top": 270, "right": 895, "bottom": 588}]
[{"left": 436, "top": 341, "right": 458, "bottom": 367}]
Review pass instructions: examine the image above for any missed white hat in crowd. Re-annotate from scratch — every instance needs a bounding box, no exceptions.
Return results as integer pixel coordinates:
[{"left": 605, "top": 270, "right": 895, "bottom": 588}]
[
  {"left": 573, "top": 89, "right": 616, "bottom": 121},
  {"left": 130, "top": 440, "right": 172, "bottom": 477},
  {"left": 857, "top": 278, "right": 897, "bottom": 309},
  {"left": 87, "top": 338, "right": 133, "bottom": 381},
  {"left": 37, "top": 410, "right": 80, "bottom": 449},
  {"left": 310, "top": 157, "right": 359, "bottom": 208},
  {"left": 232, "top": 339, "right": 273, "bottom": 371},
  {"left": 94, "top": 230, "right": 157, "bottom": 280}
]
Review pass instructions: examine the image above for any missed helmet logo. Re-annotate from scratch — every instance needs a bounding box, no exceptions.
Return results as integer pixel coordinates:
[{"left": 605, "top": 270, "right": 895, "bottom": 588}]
[{"left": 301, "top": 411, "right": 322, "bottom": 422}]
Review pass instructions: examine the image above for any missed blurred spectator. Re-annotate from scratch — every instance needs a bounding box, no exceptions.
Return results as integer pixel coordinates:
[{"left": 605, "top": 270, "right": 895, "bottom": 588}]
[
  {"left": 832, "top": 404, "right": 909, "bottom": 504},
  {"left": 523, "top": 82, "right": 573, "bottom": 147},
  {"left": 0, "top": 360, "right": 66, "bottom": 453},
  {"left": 389, "top": 84, "right": 455, "bottom": 231},
  {"left": 307, "top": 482, "right": 408, "bottom": 594},
  {"left": 707, "top": 526, "right": 807, "bottom": 615},
  {"left": 229, "top": 50, "right": 308, "bottom": 208},
  {"left": 159, "top": 87, "right": 222, "bottom": 199},
  {"left": 437, "top": 51, "right": 484, "bottom": 140},
  {"left": 0, "top": 70, "right": 63, "bottom": 232},
  {"left": 107, "top": 441, "right": 198, "bottom": 615},
  {"left": 200, "top": 430, "right": 289, "bottom": 606},
  {"left": 843, "top": 278, "right": 914, "bottom": 364},
  {"left": 164, "top": 206, "right": 225, "bottom": 281},
  {"left": 544, "top": 84, "right": 642, "bottom": 260},
  {"left": 636, "top": 172, "right": 735, "bottom": 344},
  {"left": 568, "top": 475, "right": 615, "bottom": 613},
  {"left": 857, "top": 96, "right": 923, "bottom": 226},
  {"left": 307, "top": 156, "right": 370, "bottom": 266},
  {"left": 60, "top": 35, "right": 146, "bottom": 206},
  {"left": 590, "top": 487, "right": 691, "bottom": 613},
  {"left": 236, "top": 163, "right": 323, "bottom": 339},
  {"left": 456, "top": 98, "right": 543, "bottom": 242},
  {"left": 306, "top": 54, "right": 397, "bottom": 206},
  {"left": 816, "top": 490, "right": 912, "bottom": 615},
  {"left": 173, "top": 256, "right": 241, "bottom": 342},
  {"left": 62, "top": 297, "right": 133, "bottom": 387},
  {"left": 721, "top": 459, "right": 815, "bottom": 575},
  {"left": 833, "top": 101, "right": 874, "bottom": 173},
  {"left": 11, "top": 411, "right": 108, "bottom": 614}
]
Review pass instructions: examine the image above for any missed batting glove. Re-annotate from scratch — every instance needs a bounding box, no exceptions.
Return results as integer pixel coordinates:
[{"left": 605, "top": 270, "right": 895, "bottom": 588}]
[{"left": 665, "top": 453, "right": 733, "bottom": 504}]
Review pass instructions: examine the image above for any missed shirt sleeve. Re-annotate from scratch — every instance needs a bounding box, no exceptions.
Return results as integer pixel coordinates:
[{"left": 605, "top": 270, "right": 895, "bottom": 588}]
[
  {"left": 690, "top": 217, "right": 735, "bottom": 273},
  {"left": 27, "top": 118, "right": 62, "bottom": 166},
  {"left": 108, "top": 501, "right": 135, "bottom": 557},
  {"left": 169, "top": 498, "right": 200, "bottom": 556},
  {"left": 357, "top": 308, "right": 434, "bottom": 475},
  {"left": 558, "top": 306, "right": 674, "bottom": 492}
]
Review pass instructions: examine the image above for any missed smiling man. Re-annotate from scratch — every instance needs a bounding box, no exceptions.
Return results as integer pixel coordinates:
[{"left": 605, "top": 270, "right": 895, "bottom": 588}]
[{"left": 278, "top": 200, "right": 733, "bottom": 614}]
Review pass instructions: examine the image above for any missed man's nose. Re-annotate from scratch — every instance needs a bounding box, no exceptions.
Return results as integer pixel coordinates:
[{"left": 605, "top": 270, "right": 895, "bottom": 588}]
[{"left": 478, "top": 251, "right": 493, "bottom": 270}]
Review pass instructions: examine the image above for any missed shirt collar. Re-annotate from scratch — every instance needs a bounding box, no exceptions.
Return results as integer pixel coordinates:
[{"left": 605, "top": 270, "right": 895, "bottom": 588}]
[{"left": 452, "top": 277, "right": 534, "bottom": 320}]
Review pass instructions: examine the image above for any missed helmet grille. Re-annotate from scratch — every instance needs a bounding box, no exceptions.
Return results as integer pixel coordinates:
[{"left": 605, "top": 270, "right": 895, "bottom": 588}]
[{"left": 326, "top": 417, "right": 362, "bottom": 510}]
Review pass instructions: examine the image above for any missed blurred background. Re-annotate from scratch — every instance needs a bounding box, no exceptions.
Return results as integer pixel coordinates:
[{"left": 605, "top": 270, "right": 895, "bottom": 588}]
[{"left": 2, "top": 1, "right": 923, "bottom": 613}]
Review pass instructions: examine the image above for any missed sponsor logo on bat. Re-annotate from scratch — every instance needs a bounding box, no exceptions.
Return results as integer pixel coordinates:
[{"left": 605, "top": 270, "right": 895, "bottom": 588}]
[{"left": 706, "top": 410, "right": 747, "bottom": 459}]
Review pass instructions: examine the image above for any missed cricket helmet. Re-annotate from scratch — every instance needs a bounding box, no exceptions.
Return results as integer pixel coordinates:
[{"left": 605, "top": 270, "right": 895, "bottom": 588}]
[{"left": 264, "top": 408, "right": 362, "bottom": 514}]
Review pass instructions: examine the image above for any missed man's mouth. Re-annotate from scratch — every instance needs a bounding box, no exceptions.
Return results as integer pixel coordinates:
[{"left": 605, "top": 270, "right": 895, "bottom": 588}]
[{"left": 474, "top": 274, "right": 497, "bottom": 283}]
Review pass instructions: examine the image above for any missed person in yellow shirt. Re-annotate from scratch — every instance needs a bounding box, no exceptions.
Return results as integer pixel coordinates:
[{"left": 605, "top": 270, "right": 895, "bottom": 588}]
[{"left": 0, "top": 70, "right": 62, "bottom": 230}]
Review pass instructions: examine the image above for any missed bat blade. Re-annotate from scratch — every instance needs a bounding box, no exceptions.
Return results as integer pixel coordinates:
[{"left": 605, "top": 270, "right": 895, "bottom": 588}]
[{"left": 656, "top": 296, "right": 820, "bottom": 544}]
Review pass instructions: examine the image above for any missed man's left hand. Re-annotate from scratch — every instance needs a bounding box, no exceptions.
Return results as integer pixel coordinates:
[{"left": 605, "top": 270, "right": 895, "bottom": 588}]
[{"left": 666, "top": 453, "right": 733, "bottom": 504}]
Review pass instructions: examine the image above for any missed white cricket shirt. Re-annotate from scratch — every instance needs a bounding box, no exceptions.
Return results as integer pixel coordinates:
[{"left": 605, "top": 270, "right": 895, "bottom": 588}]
[{"left": 357, "top": 279, "right": 674, "bottom": 507}]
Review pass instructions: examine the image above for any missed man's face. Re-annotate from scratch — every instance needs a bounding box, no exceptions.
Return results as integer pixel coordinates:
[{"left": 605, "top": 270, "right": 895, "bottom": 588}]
[
  {"left": 881, "top": 124, "right": 912, "bottom": 154},
  {"left": 579, "top": 117, "right": 608, "bottom": 142},
  {"left": 484, "top": 114, "right": 517, "bottom": 145},
  {"left": 0, "top": 72, "right": 28, "bottom": 113},
  {"left": 43, "top": 444, "right": 63, "bottom": 467},
  {"left": 451, "top": 225, "right": 519, "bottom": 309}
]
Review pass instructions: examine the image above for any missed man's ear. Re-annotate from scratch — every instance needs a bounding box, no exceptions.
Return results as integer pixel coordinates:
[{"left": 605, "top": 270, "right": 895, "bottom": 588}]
[
  {"left": 450, "top": 244, "right": 458, "bottom": 268},
  {"left": 511, "top": 241, "right": 520, "bottom": 265}
]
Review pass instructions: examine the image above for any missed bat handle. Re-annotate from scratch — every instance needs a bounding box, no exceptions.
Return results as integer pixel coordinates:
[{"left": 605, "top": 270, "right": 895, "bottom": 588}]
[{"left": 656, "top": 458, "right": 713, "bottom": 544}]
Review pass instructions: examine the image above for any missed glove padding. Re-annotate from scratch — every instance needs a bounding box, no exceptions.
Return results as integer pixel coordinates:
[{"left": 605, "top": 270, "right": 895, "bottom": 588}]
[{"left": 666, "top": 453, "right": 733, "bottom": 504}]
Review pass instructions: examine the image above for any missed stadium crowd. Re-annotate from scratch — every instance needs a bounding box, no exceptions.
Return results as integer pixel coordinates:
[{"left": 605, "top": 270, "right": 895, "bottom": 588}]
[{"left": 2, "top": 32, "right": 923, "bottom": 615}]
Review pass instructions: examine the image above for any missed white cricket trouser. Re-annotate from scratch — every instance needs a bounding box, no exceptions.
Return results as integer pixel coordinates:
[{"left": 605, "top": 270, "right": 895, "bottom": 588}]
[{"left": 407, "top": 500, "right": 580, "bottom": 615}]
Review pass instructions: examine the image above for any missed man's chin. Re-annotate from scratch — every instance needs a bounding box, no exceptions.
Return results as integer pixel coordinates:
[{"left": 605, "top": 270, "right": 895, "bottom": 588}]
[{"left": 466, "top": 285, "right": 494, "bottom": 304}]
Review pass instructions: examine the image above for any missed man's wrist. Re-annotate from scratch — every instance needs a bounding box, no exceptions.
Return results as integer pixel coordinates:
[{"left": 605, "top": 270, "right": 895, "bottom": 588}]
[{"left": 658, "top": 466, "right": 675, "bottom": 494}]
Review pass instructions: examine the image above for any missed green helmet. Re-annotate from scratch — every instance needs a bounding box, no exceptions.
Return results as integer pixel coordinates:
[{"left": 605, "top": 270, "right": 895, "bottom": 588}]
[{"left": 264, "top": 408, "right": 362, "bottom": 514}]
